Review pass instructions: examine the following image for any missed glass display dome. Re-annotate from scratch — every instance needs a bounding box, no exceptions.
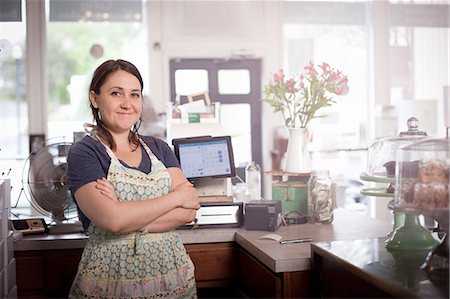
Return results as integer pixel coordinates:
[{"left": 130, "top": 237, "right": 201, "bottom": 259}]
[
  {"left": 394, "top": 138, "right": 450, "bottom": 213},
  {"left": 360, "top": 117, "right": 427, "bottom": 196},
  {"left": 366, "top": 117, "right": 427, "bottom": 179}
]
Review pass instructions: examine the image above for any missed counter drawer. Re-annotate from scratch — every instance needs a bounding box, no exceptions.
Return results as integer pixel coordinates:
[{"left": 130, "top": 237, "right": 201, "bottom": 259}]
[{"left": 185, "top": 242, "right": 237, "bottom": 288}]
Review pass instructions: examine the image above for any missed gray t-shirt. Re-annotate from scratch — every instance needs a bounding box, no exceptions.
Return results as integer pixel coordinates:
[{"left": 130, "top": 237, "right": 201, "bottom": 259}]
[{"left": 67, "top": 135, "right": 180, "bottom": 232}]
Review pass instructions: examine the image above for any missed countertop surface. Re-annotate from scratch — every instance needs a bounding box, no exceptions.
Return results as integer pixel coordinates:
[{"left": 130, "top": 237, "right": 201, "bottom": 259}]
[
  {"left": 311, "top": 237, "right": 448, "bottom": 298},
  {"left": 14, "top": 208, "right": 393, "bottom": 273}
]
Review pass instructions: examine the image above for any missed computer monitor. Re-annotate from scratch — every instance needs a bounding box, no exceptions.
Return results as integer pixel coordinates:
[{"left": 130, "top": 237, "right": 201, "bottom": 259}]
[{"left": 172, "top": 135, "right": 236, "bottom": 181}]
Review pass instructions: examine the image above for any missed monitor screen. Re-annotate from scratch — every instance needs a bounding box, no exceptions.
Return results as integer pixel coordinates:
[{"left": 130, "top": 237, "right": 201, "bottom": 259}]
[{"left": 172, "top": 136, "right": 236, "bottom": 180}]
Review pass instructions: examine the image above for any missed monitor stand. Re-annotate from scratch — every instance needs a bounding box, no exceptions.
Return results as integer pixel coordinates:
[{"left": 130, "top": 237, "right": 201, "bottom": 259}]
[{"left": 193, "top": 178, "right": 231, "bottom": 197}]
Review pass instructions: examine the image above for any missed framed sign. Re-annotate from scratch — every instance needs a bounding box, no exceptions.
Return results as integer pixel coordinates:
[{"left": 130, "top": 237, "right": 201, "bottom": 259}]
[{"left": 187, "top": 91, "right": 211, "bottom": 106}]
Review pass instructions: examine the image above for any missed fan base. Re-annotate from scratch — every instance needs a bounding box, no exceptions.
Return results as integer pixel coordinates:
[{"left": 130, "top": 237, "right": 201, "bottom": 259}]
[{"left": 48, "top": 221, "right": 84, "bottom": 234}]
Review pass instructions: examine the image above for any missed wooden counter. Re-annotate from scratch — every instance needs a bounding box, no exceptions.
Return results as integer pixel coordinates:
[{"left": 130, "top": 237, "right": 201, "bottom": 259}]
[
  {"left": 233, "top": 208, "right": 392, "bottom": 273},
  {"left": 15, "top": 209, "right": 392, "bottom": 272},
  {"left": 14, "top": 209, "right": 393, "bottom": 298}
]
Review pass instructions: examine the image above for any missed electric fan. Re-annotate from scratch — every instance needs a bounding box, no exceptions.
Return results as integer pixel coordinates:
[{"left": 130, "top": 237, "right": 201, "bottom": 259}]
[{"left": 21, "top": 137, "right": 83, "bottom": 234}]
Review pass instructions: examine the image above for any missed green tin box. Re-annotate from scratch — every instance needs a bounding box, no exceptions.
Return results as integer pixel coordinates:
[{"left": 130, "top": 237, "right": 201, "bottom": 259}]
[{"left": 272, "top": 182, "right": 308, "bottom": 216}]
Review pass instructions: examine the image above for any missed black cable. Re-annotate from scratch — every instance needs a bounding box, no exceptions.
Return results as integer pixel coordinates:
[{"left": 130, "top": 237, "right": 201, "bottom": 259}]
[{"left": 12, "top": 187, "right": 23, "bottom": 209}]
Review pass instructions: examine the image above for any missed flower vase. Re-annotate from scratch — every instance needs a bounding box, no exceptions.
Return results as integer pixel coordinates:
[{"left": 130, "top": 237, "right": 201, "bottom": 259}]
[{"left": 284, "top": 127, "right": 311, "bottom": 173}]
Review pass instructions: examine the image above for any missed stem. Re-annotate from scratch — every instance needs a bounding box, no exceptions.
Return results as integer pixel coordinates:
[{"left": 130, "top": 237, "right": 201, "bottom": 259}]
[{"left": 290, "top": 93, "right": 295, "bottom": 127}]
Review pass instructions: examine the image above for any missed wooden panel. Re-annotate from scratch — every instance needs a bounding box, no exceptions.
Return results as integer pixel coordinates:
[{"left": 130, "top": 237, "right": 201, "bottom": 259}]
[
  {"left": 14, "top": 253, "right": 45, "bottom": 298},
  {"left": 15, "top": 248, "right": 83, "bottom": 299},
  {"left": 282, "top": 271, "right": 311, "bottom": 298},
  {"left": 312, "top": 252, "right": 392, "bottom": 298},
  {"left": 185, "top": 242, "right": 237, "bottom": 284},
  {"left": 238, "top": 248, "right": 281, "bottom": 298},
  {"left": 16, "top": 244, "right": 237, "bottom": 297},
  {"left": 15, "top": 241, "right": 313, "bottom": 298},
  {"left": 45, "top": 249, "right": 83, "bottom": 298}
]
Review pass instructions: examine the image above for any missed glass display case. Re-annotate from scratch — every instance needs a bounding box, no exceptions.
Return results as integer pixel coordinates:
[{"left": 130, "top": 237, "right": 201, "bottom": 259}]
[
  {"left": 393, "top": 137, "right": 449, "bottom": 286},
  {"left": 394, "top": 138, "right": 449, "bottom": 213}
]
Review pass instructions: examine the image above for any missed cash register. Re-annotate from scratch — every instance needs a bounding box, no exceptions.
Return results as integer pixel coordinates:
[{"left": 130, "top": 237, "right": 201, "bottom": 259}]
[{"left": 172, "top": 135, "right": 243, "bottom": 228}]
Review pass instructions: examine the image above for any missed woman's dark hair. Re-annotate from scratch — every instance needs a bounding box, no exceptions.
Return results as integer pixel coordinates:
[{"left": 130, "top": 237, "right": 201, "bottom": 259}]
[{"left": 88, "top": 59, "right": 144, "bottom": 151}]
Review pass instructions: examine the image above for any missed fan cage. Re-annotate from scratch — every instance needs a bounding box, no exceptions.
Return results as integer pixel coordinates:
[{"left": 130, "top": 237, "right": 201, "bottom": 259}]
[{"left": 22, "top": 136, "right": 79, "bottom": 223}]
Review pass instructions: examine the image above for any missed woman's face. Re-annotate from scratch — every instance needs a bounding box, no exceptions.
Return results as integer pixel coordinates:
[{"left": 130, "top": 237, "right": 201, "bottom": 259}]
[{"left": 90, "top": 69, "right": 142, "bottom": 135}]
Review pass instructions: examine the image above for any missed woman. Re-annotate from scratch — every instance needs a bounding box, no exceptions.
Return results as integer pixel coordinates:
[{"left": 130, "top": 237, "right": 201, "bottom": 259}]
[{"left": 67, "top": 59, "right": 200, "bottom": 298}]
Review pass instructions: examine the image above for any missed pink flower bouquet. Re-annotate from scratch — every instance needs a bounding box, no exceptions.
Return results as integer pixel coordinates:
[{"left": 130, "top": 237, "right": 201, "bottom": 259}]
[{"left": 264, "top": 62, "right": 349, "bottom": 128}]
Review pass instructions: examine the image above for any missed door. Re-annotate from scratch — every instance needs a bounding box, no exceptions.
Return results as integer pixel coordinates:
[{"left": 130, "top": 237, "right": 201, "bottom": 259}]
[{"left": 169, "top": 58, "right": 262, "bottom": 180}]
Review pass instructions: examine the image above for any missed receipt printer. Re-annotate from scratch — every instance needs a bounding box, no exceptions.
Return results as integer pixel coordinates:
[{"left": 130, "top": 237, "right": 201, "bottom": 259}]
[{"left": 244, "top": 200, "right": 282, "bottom": 231}]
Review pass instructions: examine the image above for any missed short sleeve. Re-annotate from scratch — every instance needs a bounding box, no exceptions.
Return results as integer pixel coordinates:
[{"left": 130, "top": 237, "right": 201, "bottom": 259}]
[
  {"left": 156, "top": 138, "right": 180, "bottom": 168},
  {"left": 67, "top": 138, "right": 110, "bottom": 195}
]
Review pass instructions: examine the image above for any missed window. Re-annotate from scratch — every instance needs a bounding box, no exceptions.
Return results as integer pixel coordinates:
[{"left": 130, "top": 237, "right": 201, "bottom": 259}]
[
  {"left": 283, "top": 2, "right": 370, "bottom": 181},
  {"left": 388, "top": 2, "right": 449, "bottom": 136},
  {"left": 283, "top": 0, "right": 449, "bottom": 174},
  {"left": 174, "top": 69, "right": 209, "bottom": 97},
  {"left": 218, "top": 69, "right": 251, "bottom": 95},
  {"left": 45, "top": 0, "right": 149, "bottom": 141},
  {"left": 0, "top": 0, "right": 27, "bottom": 212},
  {"left": 283, "top": 1, "right": 449, "bottom": 220},
  {"left": 0, "top": 0, "right": 27, "bottom": 157},
  {"left": 2, "top": 0, "right": 150, "bottom": 211}
]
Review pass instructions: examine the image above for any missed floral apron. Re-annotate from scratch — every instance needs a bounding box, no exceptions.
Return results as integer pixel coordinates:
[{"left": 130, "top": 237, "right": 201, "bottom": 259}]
[{"left": 69, "top": 138, "right": 197, "bottom": 298}]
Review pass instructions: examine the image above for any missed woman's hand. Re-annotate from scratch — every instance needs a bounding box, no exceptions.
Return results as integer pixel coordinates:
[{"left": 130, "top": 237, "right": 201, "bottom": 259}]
[
  {"left": 95, "top": 178, "right": 118, "bottom": 201},
  {"left": 167, "top": 167, "right": 200, "bottom": 210},
  {"left": 173, "top": 181, "right": 200, "bottom": 210}
]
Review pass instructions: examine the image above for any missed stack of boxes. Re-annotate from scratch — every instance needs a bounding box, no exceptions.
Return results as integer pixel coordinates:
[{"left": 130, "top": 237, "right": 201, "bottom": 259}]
[{"left": 0, "top": 179, "right": 16, "bottom": 298}]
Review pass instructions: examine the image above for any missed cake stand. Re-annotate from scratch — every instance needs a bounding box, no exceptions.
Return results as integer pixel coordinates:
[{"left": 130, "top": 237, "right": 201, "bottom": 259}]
[
  {"left": 385, "top": 208, "right": 439, "bottom": 252},
  {"left": 360, "top": 172, "right": 437, "bottom": 250},
  {"left": 360, "top": 173, "right": 405, "bottom": 235}
]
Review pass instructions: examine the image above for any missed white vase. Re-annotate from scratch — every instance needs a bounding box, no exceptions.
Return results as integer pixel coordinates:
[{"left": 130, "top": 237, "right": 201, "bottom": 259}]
[{"left": 284, "top": 127, "right": 312, "bottom": 173}]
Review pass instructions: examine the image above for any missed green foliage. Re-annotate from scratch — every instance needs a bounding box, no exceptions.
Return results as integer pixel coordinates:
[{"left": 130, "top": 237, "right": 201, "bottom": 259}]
[
  {"left": 0, "top": 56, "right": 26, "bottom": 102},
  {"left": 46, "top": 22, "right": 142, "bottom": 116}
]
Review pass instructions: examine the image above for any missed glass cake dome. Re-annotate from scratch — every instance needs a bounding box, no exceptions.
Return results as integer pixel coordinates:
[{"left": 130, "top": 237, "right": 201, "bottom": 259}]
[
  {"left": 394, "top": 137, "right": 450, "bottom": 213},
  {"left": 360, "top": 117, "right": 428, "bottom": 197},
  {"left": 365, "top": 117, "right": 427, "bottom": 180}
]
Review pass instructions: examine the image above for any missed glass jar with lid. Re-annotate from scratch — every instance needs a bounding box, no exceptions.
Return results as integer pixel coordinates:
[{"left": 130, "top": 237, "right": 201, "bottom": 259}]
[{"left": 308, "top": 170, "right": 333, "bottom": 224}]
